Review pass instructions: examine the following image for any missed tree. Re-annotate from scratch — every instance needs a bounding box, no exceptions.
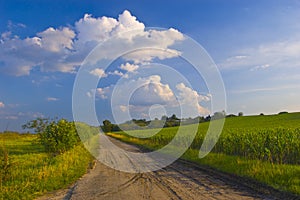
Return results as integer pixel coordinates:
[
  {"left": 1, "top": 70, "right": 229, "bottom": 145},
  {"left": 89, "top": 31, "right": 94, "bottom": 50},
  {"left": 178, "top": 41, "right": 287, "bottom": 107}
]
[
  {"left": 102, "top": 120, "right": 113, "bottom": 133},
  {"left": 238, "top": 112, "right": 244, "bottom": 116},
  {"left": 23, "top": 118, "right": 80, "bottom": 155},
  {"left": 22, "top": 117, "right": 49, "bottom": 134},
  {"left": 132, "top": 119, "right": 148, "bottom": 127},
  {"left": 226, "top": 114, "right": 236, "bottom": 118},
  {"left": 212, "top": 111, "right": 226, "bottom": 120},
  {"left": 112, "top": 124, "right": 121, "bottom": 132},
  {"left": 196, "top": 116, "right": 205, "bottom": 123},
  {"left": 278, "top": 111, "right": 288, "bottom": 115},
  {"left": 161, "top": 115, "right": 168, "bottom": 121},
  {"left": 170, "top": 114, "right": 179, "bottom": 121},
  {"left": 205, "top": 115, "right": 211, "bottom": 122}
]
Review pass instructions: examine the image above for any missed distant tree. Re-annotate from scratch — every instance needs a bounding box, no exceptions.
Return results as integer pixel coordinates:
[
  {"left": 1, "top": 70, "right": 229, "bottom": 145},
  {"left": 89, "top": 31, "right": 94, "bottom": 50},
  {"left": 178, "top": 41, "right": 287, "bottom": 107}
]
[
  {"left": 111, "top": 124, "right": 121, "bottom": 132},
  {"left": 260, "top": 113, "right": 264, "bottom": 116},
  {"left": 161, "top": 114, "right": 181, "bottom": 127},
  {"left": 238, "top": 112, "right": 244, "bottom": 116},
  {"left": 226, "top": 114, "right": 237, "bottom": 118},
  {"left": 278, "top": 111, "right": 288, "bottom": 115},
  {"left": 169, "top": 114, "right": 181, "bottom": 126},
  {"left": 133, "top": 119, "right": 148, "bottom": 127},
  {"left": 196, "top": 116, "right": 205, "bottom": 123},
  {"left": 170, "top": 114, "right": 179, "bottom": 121},
  {"left": 205, "top": 115, "right": 211, "bottom": 122},
  {"left": 212, "top": 111, "right": 226, "bottom": 120},
  {"left": 102, "top": 120, "right": 113, "bottom": 133},
  {"left": 161, "top": 115, "right": 168, "bottom": 121}
]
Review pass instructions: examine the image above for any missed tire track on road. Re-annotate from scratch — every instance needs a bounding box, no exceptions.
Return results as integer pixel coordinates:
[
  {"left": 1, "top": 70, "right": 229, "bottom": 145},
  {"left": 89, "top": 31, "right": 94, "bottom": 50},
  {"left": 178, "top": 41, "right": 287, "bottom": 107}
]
[{"left": 37, "top": 136, "right": 299, "bottom": 200}]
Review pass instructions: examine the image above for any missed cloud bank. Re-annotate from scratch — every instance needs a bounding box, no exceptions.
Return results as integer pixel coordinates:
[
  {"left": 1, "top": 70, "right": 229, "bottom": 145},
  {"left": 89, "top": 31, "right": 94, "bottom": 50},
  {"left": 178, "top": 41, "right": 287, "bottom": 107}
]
[
  {"left": 96, "top": 75, "right": 210, "bottom": 120},
  {"left": 0, "top": 10, "right": 184, "bottom": 76},
  {"left": 221, "top": 39, "right": 300, "bottom": 71}
]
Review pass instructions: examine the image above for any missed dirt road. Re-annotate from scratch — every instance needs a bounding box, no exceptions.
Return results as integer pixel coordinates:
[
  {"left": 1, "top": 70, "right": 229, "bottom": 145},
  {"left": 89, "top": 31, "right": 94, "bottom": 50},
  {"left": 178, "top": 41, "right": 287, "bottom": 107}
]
[{"left": 38, "top": 137, "right": 297, "bottom": 200}]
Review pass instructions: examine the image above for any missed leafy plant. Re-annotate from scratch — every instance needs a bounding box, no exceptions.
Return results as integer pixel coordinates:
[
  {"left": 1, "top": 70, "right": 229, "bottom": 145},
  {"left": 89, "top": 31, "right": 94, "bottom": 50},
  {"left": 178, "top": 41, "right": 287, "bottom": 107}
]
[{"left": 23, "top": 118, "right": 80, "bottom": 155}]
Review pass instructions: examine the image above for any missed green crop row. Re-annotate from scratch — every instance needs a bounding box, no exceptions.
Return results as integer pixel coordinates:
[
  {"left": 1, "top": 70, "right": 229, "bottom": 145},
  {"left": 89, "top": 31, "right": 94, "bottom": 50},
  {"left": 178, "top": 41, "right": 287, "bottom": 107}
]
[{"left": 181, "top": 127, "right": 299, "bottom": 165}]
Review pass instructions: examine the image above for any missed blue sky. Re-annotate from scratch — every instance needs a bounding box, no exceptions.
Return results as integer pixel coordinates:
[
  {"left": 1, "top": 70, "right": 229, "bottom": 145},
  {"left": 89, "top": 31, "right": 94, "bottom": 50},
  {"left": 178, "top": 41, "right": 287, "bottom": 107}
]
[{"left": 1, "top": 0, "right": 300, "bottom": 131}]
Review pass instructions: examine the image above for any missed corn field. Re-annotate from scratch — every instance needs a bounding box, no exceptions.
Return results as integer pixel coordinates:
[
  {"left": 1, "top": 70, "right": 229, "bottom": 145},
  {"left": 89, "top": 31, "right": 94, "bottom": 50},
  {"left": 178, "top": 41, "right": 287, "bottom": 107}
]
[
  {"left": 193, "top": 128, "right": 300, "bottom": 164},
  {"left": 121, "top": 115, "right": 300, "bottom": 165}
]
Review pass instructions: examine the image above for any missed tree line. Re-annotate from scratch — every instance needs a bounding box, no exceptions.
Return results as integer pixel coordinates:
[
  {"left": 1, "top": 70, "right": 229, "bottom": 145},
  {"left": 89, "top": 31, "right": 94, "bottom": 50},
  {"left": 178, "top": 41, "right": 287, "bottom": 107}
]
[{"left": 101, "top": 111, "right": 242, "bottom": 133}]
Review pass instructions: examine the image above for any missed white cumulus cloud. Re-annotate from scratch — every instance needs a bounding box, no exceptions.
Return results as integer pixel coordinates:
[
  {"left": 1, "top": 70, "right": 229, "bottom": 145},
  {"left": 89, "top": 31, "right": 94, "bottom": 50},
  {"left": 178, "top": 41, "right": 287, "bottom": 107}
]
[
  {"left": 0, "top": 27, "right": 77, "bottom": 75},
  {"left": 176, "top": 83, "right": 210, "bottom": 116},
  {"left": 129, "top": 75, "right": 176, "bottom": 106},
  {"left": 108, "top": 70, "right": 124, "bottom": 77},
  {"left": 96, "top": 87, "right": 111, "bottom": 99},
  {"left": 37, "top": 27, "right": 75, "bottom": 52},
  {"left": 89, "top": 68, "right": 107, "bottom": 77},
  {"left": 0, "top": 10, "right": 185, "bottom": 76},
  {"left": 92, "top": 74, "right": 210, "bottom": 122},
  {"left": 119, "top": 63, "right": 139, "bottom": 72},
  {"left": 119, "top": 105, "right": 128, "bottom": 112},
  {"left": 75, "top": 14, "right": 118, "bottom": 43}
]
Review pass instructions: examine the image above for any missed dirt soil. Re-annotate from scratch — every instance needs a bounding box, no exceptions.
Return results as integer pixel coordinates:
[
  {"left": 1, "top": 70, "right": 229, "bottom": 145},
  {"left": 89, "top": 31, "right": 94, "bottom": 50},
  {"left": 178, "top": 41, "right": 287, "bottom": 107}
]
[{"left": 37, "top": 137, "right": 299, "bottom": 200}]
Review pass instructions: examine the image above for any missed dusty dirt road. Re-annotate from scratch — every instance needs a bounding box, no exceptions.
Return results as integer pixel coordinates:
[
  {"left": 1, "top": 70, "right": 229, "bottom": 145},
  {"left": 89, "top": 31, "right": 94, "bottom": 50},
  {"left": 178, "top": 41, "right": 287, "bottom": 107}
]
[{"left": 37, "top": 137, "right": 298, "bottom": 200}]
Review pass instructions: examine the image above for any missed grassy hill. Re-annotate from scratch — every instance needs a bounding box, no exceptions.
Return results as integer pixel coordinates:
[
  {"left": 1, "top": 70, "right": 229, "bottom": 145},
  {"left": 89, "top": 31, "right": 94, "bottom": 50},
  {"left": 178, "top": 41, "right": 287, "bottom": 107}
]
[{"left": 223, "top": 112, "right": 300, "bottom": 129}]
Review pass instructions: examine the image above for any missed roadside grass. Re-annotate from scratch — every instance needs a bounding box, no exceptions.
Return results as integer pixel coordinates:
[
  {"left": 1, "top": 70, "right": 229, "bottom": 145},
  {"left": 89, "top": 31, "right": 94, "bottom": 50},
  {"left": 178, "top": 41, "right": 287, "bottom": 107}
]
[
  {"left": 0, "top": 132, "right": 94, "bottom": 200},
  {"left": 107, "top": 112, "right": 300, "bottom": 196},
  {"left": 183, "top": 150, "right": 300, "bottom": 195}
]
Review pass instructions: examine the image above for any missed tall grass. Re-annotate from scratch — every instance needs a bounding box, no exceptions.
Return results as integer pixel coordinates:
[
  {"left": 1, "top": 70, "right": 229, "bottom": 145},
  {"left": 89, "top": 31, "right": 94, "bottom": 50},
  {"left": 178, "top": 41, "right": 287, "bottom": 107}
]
[{"left": 0, "top": 133, "right": 93, "bottom": 200}]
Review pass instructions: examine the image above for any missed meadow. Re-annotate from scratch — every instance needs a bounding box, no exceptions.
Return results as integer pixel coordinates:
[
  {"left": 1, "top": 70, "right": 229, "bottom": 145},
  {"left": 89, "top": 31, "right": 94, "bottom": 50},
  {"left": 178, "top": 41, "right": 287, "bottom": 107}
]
[
  {"left": 108, "top": 112, "right": 300, "bottom": 195},
  {"left": 0, "top": 132, "right": 93, "bottom": 200}
]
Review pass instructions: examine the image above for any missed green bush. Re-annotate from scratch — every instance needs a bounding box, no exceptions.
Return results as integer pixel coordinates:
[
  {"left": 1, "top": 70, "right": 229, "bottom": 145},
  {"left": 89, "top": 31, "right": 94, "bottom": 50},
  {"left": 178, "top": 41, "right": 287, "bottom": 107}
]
[{"left": 23, "top": 118, "right": 80, "bottom": 155}]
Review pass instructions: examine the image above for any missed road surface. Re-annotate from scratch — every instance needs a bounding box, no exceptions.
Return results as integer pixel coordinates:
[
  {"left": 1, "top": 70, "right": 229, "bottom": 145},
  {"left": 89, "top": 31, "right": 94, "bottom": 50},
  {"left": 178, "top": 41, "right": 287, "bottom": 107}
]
[{"left": 37, "top": 137, "right": 298, "bottom": 200}]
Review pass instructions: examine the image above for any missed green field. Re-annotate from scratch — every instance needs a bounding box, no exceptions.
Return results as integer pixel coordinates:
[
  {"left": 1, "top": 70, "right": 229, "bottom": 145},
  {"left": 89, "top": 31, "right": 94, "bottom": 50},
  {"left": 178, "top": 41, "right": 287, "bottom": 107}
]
[
  {"left": 0, "top": 132, "right": 93, "bottom": 200},
  {"left": 108, "top": 112, "right": 300, "bottom": 195},
  {"left": 1, "top": 113, "right": 299, "bottom": 198}
]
